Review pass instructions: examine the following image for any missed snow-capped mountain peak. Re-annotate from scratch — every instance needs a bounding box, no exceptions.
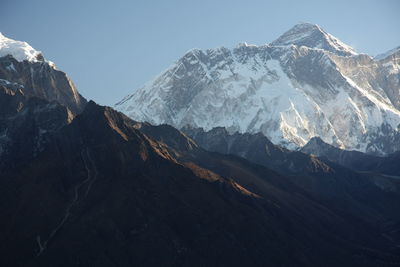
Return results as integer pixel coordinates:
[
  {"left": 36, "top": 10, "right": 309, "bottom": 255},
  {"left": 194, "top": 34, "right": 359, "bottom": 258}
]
[
  {"left": 0, "top": 33, "right": 87, "bottom": 114},
  {"left": 0, "top": 32, "right": 45, "bottom": 63},
  {"left": 271, "top": 23, "right": 357, "bottom": 56},
  {"left": 116, "top": 23, "right": 400, "bottom": 155}
]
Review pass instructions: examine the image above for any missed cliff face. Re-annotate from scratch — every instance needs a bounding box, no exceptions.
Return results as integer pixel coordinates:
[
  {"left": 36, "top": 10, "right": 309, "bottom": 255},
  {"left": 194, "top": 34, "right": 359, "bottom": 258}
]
[
  {"left": 0, "top": 55, "right": 86, "bottom": 114},
  {"left": 0, "top": 84, "right": 73, "bottom": 171}
]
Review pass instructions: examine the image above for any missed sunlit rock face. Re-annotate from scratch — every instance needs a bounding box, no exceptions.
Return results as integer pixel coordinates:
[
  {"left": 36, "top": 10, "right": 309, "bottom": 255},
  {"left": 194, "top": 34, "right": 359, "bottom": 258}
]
[{"left": 0, "top": 33, "right": 87, "bottom": 114}]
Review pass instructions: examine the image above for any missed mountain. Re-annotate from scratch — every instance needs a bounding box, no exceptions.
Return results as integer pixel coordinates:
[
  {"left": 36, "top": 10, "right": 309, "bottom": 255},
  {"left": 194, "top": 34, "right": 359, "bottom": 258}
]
[
  {"left": 0, "top": 33, "right": 87, "bottom": 114},
  {"left": 2, "top": 99, "right": 400, "bottom": 266},
  {"left": 0, "top": 33, "right": 87, "bottom": 168},
  {"left": 270, "top": 22, "right": 357, "bottom": 56},
  {"left": 115, "top": 23, "right": 400, "bottom": 155},
  {"left": 2, "top": 32, "right": 400, "bottom": 266}
]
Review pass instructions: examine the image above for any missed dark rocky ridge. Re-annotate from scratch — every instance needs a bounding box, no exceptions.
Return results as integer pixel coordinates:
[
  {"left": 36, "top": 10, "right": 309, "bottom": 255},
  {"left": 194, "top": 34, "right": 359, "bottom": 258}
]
[
  {"left": 302, "top": 136, "right": 400, "bottom": 176},
  {"left": 181, "top": 126, "right": 400, "bottom": 237},
  {"left": 182, "top": 126, "right": 339, "bottom": 175},
  {"left": 1, "top": 97, "right": 400, "bottom": 266}
]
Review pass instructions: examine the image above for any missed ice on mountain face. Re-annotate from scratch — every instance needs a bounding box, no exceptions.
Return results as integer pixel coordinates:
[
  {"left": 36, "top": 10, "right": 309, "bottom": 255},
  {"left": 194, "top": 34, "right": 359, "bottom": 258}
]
[
  {"left": 116, "top": 24, "right": 400, "bottom": 155},
  {"left": 0, "top": 32, "right": 45, "bottom": 63}
]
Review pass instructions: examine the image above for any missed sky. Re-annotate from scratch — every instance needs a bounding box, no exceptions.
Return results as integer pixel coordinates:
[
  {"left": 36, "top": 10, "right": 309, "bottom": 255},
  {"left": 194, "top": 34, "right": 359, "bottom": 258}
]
[{"left": 1, "top": 0, "right": 399, "bottom": 106}]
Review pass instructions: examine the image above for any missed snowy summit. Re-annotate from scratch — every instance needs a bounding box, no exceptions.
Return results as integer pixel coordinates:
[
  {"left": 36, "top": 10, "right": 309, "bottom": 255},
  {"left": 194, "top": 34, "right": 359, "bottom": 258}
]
[
  {"left": 0, "top": 32, "right": 44, "bottom": 62},
  {"left": 271, "top": 23, "right": 357, "bottom": 56},
  {"left": 116, "top": 23, "right": 400, "bottom": 155}
]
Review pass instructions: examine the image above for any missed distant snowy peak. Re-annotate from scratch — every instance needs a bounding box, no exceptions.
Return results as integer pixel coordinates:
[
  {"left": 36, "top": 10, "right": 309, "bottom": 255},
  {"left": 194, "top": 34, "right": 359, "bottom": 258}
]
[
  {"left": 375, "top": 46, "right": 400, "bottom": 60},
  {"left": 0, "top": 32, "right": 47, "bottom": 63},
  {"left": 116, "top": 23, "right": 400, "bottom": 155},
  {"left": 271, "top": 23, "right": 357, "bottom": 56}
]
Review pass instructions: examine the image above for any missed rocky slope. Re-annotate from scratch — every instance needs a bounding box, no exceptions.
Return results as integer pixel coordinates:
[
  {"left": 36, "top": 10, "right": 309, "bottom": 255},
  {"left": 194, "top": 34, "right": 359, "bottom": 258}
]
[
  {"left": 116, "top": 23, "right": 400, "bottom": 155},
  {"left": 2, "top": 99, "right": 400, "bottom": 266}
]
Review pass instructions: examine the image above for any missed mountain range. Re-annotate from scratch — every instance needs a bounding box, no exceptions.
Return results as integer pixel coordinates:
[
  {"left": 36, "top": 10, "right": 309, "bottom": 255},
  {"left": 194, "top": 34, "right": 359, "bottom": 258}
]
[
  {"left": 116, "top": 23, "right": 400, "bottom": 155},
  {"left": 1, "top": 25, "right": 400, "bottom": 266}
]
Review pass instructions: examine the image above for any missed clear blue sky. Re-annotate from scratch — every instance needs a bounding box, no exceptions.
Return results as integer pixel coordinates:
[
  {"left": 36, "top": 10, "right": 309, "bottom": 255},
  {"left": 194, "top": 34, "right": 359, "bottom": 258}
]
[{"left": 1, "top": 0, "right": 399, "bottom": 105}]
